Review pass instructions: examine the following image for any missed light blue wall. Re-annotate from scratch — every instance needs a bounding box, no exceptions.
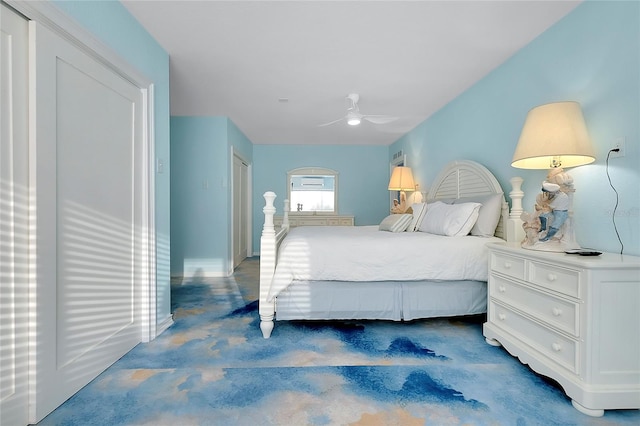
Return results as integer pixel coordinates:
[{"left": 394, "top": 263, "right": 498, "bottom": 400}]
[
  {"left": 252, "top": 144, "right": 389, "bottom": 252},
  {"left": 170, "top": 117, "right": 226, "bottom": 277},
  {"left": 173, "top": 136, "right": 389, "bottom": 266},
  {"left": 63, "top": 0, "right": 638, "bottom": 292},
  {"left": 391, "top": 0, "right": 639, "bottom": 256},
  {"left": 52, "top": 1, "right": 173, "bottom": 324},
  {"left": 171, "top": 117, "right": 254, "bottom": 277},
  {"left": 229, "top": 120, "right": 254, "bottom": 162}
]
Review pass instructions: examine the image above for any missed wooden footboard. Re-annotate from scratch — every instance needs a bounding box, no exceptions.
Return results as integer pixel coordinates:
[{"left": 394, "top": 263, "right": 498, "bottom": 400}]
[{"left": 259, "top": 192, "right": 289, "bottom": 338}]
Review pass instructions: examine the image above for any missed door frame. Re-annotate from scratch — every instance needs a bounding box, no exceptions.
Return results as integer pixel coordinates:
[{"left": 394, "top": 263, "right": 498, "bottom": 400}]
[
  {"left": 230, "top": 147, "right": 252, "bottom": 273},
  {"left": 1, "top": 4, "right": 30, "bottom": 425}
]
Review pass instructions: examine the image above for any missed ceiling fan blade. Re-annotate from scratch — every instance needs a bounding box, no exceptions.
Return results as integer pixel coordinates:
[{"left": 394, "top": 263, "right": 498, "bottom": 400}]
[
  {"left": 317, "top": 117, "right": 345, "bottom": 127},
  {"left": 363, "top": 115, "right": 399, "bottom": 125}
]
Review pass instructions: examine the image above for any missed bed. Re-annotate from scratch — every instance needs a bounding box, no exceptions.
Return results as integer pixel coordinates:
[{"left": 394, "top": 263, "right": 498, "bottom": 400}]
[{"left": 259, "top": 160, "right": 523, "bottom": 338}]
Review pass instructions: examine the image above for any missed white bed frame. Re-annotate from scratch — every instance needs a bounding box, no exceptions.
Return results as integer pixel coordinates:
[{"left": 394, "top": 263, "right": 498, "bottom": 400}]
[{"left": 259, "top": 160, "right": 524, "bottom": 338}]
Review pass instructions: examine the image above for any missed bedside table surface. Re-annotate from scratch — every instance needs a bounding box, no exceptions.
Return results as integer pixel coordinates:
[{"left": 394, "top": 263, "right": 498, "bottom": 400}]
[{"left": 487, "top": 241, "right": 640, "bottom": 270}]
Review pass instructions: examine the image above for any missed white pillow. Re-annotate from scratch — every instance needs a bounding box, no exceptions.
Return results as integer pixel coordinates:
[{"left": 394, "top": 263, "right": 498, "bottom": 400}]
[
  {"left": 418, "top": 201, "right": 481, "bottom": 236},
  {"left": 453, "top": 193, "right": 503, "bottom": 237},
  {"left": 379, "top": 214, "right": 413, "bottom": 233},
  {"left": 408, "top": 203, "right": 428, "bottom": 232}
]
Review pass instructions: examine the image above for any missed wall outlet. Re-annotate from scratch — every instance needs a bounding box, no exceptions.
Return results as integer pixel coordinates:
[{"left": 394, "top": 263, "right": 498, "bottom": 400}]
[{"left": 610, "top": 138, "right": 625, "bottom": 158}]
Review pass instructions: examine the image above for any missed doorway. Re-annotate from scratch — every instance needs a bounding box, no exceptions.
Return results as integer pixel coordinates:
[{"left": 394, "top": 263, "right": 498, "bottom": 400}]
[{"left": 232, "top": 152, "right": 250, "bottom": 269}]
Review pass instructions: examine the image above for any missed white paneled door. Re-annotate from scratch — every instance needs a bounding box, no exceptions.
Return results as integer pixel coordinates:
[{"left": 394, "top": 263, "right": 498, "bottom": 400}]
[
  {"left": 233, "top": 154, "right": 249, "bottom": 268},
  {"left": 1, "top": 5, "right": 30, "bottom": 426},
  {"left": 30, "top": 21, "right": 146, "bottom": 422}
]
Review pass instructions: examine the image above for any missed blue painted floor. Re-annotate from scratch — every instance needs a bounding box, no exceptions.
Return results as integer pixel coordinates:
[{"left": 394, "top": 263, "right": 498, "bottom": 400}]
[{"left": 39, "top": 257, "right": 639, "bottom": 425}]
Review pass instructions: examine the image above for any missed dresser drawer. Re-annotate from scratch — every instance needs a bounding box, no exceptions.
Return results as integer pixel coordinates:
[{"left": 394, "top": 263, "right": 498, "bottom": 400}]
[
  {"left": 274, "top": 215, "right": 354, "bottom": 227},
  {"left": 490, "top": 275, "right": 579, "bottom": 337},
  {"left": 489, "top": 301, "right": 578, "bottom": 374},
  {"left": 327, "top": 217, "right": 354, "bottom": 226},
  {"left": 490, "top": 252, "right": 526, "bottom": 280},
  {"left": 529, "top": 261, "right": 580, "bottom": 298},
  {"left": 297, "top": 218, "right": 327, "bottom": 226}
]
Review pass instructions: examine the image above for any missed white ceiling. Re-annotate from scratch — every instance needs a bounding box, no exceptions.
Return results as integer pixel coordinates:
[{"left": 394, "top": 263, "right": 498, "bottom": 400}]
[{"left": 121, "top": 0, "right": 581, "bottom": 146}]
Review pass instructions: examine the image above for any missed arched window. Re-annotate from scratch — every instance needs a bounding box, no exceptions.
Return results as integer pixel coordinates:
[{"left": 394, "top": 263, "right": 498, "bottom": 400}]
[{"left": 287, "top": 167, "right": 338, "bottom": 214}]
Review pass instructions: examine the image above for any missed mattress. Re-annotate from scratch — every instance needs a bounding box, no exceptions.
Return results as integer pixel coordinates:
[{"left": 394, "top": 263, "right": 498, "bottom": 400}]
[{"left": 268, "top": 225, "right": 502, "bottom": 301}]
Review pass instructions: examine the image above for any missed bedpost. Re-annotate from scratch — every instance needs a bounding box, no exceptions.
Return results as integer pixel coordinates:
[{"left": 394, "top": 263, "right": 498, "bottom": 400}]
[
  {"left": 283, "top": 199, "right": 290, "bottom": 231},
  {"left": 259, "top": 192, "right": 277, "bottom": 338},
  {"left": 506, "top": 176, "right": 525, "bottom": 243}
]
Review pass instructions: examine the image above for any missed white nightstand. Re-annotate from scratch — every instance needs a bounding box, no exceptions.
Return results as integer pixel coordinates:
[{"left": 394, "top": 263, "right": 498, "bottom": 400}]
[{"left": 483, "top": 242, "right": 640, "bottom": 417}]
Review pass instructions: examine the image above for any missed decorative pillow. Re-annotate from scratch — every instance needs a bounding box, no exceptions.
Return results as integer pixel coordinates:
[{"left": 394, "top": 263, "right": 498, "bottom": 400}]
[
  {"left": 453, "top": 193, "right": 503, "bottom": 237},
  {"left": 429, "top": 198, "right": 456, "bottom": 205},
  {"left": 418, "top": 201, "right": 481, "bottom": 236},
  {"left": 379, "top": 214, "right": 413, "bottom": 233},
  {"left": 408, "top": 203, "right": 428, "bottom": 232}
]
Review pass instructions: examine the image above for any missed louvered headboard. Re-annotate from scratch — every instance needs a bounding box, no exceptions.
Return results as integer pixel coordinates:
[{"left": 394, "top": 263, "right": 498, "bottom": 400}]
[{"left": 426, "top": 160, "right": 509, "bottom": 240}]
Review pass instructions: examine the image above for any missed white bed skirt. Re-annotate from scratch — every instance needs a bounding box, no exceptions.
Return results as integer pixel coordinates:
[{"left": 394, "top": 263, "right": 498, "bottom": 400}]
[{"left": 274, "top": 280, "right": 487, "bottom": 321}]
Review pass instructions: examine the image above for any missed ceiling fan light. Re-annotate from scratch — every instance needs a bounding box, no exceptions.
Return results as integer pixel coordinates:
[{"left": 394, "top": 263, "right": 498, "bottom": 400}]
[{"left": 346, "top": 111, "right": 361, "bottom": 126}]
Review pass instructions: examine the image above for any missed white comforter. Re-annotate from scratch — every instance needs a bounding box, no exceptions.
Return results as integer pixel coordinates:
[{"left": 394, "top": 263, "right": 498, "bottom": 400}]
[{"left": 268, "top": 225, "right": 503, "bottom": 301}]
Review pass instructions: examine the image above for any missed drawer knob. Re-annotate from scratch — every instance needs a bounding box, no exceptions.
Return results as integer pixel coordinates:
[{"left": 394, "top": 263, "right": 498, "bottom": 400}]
[
  {"left": 504, "top": 262, "right": 511, "bottom": 269},
  {"left": 547, "top": 273, "right": 557, "bottom": 282},
  {"left": 498, "top": 285, "right": 506, "bottom": 293},
  {"left": 498, "top": 313, "right": 507, "bottom": 321},
  {"left": 552, "top": 307, "right": 562, "bottom": 317},
  {"left": 552, "top": 342, "right": 562, "bottom": 352}
]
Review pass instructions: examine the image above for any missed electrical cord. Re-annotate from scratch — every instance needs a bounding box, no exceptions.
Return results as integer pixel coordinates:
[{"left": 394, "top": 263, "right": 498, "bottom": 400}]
[{"left": 606, "top": 149, "right": 623, "bottom": 255}]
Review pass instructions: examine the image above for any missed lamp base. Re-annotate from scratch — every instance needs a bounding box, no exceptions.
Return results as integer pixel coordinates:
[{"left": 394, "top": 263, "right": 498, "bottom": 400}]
[
  {"left": 391, "top": 191, "right": 410, "bottom": 214},
  {"left": 520, "top": 167, "right": 581, "bottom": 253}
]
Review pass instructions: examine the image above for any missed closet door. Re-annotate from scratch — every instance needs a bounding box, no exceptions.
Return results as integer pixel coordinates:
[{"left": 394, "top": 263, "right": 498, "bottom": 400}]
[
  {"left": 30, "top": 21, "right": 146, "bottom": 422},
  {"left": 0, "top": 5, "right": 29, "bottom": 426},
  {"left": 233, "top": 154, "right": 248, "bottom": 268}
]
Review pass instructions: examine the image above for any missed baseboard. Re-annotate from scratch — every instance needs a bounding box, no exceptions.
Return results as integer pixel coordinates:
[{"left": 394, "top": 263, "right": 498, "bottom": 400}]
[{"left": 156, "top": 315, "right": 174, "bottom": 336}]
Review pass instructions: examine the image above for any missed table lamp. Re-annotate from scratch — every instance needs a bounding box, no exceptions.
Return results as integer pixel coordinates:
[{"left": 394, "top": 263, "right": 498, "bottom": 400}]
[
  {"left": 512, "top": 101, "right": 596, "bottom": 251},
  {"left": 388, "top": 166, "right": 415, "bottom": 213}
]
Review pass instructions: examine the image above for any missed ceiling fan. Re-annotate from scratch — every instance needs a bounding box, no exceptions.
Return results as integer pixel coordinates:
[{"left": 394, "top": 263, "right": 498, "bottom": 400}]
[{"left": 318, "top": 93, "right": 398, "bottom": 127}]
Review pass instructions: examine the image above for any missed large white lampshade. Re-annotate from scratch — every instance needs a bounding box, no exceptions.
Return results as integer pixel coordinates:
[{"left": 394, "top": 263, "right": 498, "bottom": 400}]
[{"left": 512, "top": 101, "right": 596, "bottom": 170}]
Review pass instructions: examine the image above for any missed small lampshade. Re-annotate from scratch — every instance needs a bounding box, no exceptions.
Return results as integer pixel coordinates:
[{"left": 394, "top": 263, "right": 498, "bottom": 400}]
[
  {"left": 512, "top": 101, "right": 596, "bottom": 169},
  {"left": 388, "top": 166, "right": 415, "bottom": 191}
]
